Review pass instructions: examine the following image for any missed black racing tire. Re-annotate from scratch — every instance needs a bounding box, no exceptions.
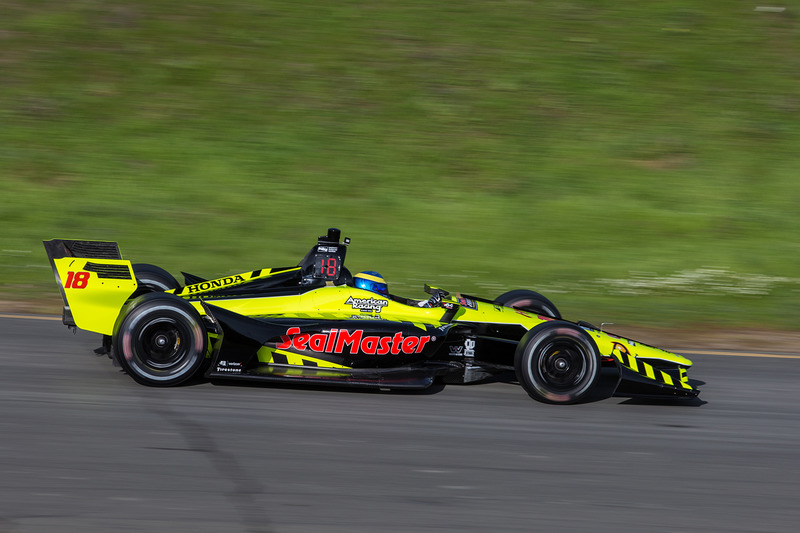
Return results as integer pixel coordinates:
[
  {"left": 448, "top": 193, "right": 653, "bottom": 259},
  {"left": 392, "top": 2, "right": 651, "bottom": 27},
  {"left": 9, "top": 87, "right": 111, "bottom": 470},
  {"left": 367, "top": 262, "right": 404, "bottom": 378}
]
[
  {"left": 113, "top": 293, "right": 207, "bottom": 387},
  {"left": 132, "top": 263, "right": 181, "bottom": 294},
  {"left": 515, "top": 321, "right": 601, "bottom": 404},
  {"left": 495, "top": 289, "right": 561, "bottom": 319}
]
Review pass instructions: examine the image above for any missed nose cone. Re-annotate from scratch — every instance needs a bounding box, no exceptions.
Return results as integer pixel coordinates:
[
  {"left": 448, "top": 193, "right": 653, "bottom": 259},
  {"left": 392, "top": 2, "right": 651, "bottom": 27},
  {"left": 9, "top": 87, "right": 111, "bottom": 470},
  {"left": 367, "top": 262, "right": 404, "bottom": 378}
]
[{"left": 637, "top": 344, "right": 693, "bottom": 367}]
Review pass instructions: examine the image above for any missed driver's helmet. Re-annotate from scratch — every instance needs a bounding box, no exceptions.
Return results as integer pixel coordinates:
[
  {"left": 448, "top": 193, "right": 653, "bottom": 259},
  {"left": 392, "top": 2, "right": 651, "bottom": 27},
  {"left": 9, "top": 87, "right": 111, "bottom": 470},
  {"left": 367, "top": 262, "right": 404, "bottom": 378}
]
[{"left": 354, "top": 271, "right": 388, "bottom": 295}]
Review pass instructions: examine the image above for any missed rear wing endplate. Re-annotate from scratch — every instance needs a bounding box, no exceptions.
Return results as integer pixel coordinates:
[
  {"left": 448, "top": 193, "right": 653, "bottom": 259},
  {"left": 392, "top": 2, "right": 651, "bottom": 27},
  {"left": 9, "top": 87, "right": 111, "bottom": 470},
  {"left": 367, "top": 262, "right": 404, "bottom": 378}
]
[{"left": 43, "top": 239, "right": 137, "bottom": 335}]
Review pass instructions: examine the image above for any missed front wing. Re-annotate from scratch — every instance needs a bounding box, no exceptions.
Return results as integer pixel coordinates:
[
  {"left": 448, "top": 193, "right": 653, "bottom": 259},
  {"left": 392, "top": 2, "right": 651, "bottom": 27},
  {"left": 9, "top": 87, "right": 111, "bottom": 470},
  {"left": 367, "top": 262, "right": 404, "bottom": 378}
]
[{"left": 613, "top": 352, "right": 697, "bottom": 397}]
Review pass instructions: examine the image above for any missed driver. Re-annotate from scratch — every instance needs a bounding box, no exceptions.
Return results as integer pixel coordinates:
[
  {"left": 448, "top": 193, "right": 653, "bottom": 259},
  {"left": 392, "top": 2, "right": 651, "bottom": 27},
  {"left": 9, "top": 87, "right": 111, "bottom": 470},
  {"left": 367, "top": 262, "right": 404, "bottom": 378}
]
[
  {"left": 354, "top": 271, "right": 389, "bottom": 295},
  {"left": 354, "top": 270, "right": 445, "bottom": 308}
]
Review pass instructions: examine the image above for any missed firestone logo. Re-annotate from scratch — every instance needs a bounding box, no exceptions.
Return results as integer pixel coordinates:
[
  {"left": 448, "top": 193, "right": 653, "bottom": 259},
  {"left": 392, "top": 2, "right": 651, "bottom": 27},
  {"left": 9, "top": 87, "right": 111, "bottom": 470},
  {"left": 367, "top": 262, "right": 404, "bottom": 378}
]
[
  {"left": 345, "top": 296, "right": 389, "bottom": 313},
  {"left": 277, "top": 327, "right": 431, "bottom": 355}
]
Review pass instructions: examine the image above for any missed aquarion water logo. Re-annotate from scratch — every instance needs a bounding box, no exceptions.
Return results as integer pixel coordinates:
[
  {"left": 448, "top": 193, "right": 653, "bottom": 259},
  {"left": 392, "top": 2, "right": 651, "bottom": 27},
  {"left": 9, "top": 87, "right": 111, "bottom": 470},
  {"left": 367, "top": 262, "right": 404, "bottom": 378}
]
[
  {"left": 184, "top": 275, "right": 246, "bottom": 294},
  {"left": 345, "top": 296, "right": 389, "bottom": 313},
  {"left": 276, "top": 327, "right": 432, "bottom": 355}
]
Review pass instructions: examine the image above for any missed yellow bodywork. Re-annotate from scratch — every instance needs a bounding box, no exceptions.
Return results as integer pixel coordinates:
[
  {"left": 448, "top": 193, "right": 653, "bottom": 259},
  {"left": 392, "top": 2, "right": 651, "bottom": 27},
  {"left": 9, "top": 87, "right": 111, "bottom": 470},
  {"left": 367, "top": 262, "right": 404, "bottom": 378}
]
[
  {"left": 51, "top": 257, "right": 137, "bottom": 335},
  {"left": 256, "top": 347, "right": 350, "bottom": 369}
]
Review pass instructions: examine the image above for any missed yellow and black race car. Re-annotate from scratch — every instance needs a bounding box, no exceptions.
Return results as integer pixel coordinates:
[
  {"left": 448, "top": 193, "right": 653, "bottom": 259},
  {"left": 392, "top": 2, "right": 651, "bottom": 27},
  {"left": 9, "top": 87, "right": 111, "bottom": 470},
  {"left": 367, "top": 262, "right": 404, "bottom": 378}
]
[{"left": 44, "top": 228, "right": 698, "bottom": 404}]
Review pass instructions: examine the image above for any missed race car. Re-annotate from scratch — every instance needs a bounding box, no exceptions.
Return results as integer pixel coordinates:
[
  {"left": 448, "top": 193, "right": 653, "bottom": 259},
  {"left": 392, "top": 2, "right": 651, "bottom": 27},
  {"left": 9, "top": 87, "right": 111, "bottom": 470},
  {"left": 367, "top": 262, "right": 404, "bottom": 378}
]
[{"left": 43, "top": 228, "right": 698, "bottom": 404}]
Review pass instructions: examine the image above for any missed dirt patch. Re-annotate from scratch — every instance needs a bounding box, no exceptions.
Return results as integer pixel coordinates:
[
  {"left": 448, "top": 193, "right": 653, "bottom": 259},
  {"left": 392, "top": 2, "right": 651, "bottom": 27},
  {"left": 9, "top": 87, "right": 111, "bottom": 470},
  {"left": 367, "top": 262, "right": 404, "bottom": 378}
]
[{"left": 0, "top": 297, "right": 63, "bottom": 316}]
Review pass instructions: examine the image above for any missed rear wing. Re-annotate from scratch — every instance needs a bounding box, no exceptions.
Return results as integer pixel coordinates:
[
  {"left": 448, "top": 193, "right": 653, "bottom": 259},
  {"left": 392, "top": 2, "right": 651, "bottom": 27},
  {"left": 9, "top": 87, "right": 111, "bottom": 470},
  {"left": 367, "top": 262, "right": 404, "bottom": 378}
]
[{"left": 43, "top": 240, "right": 138, "bottom": 335}]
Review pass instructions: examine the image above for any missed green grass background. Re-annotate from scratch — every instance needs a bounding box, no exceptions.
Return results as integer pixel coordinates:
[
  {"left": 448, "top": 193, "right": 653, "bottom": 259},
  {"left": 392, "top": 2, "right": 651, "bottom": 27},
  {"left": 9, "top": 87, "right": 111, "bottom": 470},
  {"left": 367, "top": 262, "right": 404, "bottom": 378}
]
[{"left": 2, "top": 1, "right": 799, "bottom": 329}]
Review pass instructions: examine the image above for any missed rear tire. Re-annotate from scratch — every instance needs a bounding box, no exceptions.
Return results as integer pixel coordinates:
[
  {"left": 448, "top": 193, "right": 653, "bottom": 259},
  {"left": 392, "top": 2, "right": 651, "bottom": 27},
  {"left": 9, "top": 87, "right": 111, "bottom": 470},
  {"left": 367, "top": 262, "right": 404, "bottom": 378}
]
[
  {"left": 496, "top": 289, "right": 561, "bottom": 319},
  {"left": 113, "top": 293, "right": 207, "bottom": 386},
  {"left": 132, "top": 263, "right": 180, "bottom": 294},
  {"left": 515, "top": 322, "right": 601, "bottom": 404}
]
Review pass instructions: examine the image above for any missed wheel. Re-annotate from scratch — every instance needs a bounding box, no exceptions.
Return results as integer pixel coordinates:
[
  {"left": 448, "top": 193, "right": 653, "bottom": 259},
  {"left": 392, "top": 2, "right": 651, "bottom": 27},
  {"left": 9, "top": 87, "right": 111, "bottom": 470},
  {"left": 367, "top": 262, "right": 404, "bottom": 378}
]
[
  {"left": 132, "top": 263, "right": 180, "bottom": 293},
  {"left": 515, "top": 322, "right": 601, "bottom": 404},
  {"left": 495, "top": 289, "right": 561, "bottom": 319},
  {"left": 113, "top": 293, "right": 207, "bottom": 386}
]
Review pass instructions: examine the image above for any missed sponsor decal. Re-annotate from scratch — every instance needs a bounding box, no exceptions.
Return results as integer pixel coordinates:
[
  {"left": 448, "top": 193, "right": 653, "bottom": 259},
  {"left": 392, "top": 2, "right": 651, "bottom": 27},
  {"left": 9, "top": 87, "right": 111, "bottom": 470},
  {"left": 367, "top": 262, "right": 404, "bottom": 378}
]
[
  {"left": 464, "top": 338, "right": 476, "bottom": 358},
  {"left": 346, "top": 296, "right": 389, "bottom": 313},
  {"left": 277, "top": 327, "right": 431, "bottom": 356},
  {"left": 457, "top": 296, "right": 477, "bottom": 310},
  {"left": 215, "top": 361, "right": 242, "bottom": 373},
  {"left": 449, "top": 338, "right": 476, "bottom": 357},
  {"left": 611, "top": 342, "right": 630, "bottom": 357},
  {"left": 185, "top": 275, "right": 246, "bottom": 294}
]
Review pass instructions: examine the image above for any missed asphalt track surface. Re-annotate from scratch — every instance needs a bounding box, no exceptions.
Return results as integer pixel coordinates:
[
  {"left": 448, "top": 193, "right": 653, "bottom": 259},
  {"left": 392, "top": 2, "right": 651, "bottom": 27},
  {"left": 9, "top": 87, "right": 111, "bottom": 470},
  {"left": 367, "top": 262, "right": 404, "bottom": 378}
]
[{"left": 2, "top": 316, "right": 800, "bottom": 533}]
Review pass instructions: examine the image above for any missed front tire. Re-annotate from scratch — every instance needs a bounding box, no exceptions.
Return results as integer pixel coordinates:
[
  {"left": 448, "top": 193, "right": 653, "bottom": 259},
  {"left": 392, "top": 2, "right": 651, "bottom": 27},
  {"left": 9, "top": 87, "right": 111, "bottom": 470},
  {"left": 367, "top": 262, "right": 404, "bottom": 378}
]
[
  {"left": 113, "top": 293, "right": 207, "bottom": 386},
  {"left": 515, "top": 322, "right": 601, "bottom": 404},
  {"left": 496, "top": 289, "right": 561, "bottom": 319}
]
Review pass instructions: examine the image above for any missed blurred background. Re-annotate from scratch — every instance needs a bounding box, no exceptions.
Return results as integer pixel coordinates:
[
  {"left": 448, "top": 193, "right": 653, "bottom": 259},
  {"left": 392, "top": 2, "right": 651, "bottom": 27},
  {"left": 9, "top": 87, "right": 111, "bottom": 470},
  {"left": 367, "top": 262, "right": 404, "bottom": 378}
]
[{"left": 2, "top": 1, "right": 799, "bottom": 328}]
